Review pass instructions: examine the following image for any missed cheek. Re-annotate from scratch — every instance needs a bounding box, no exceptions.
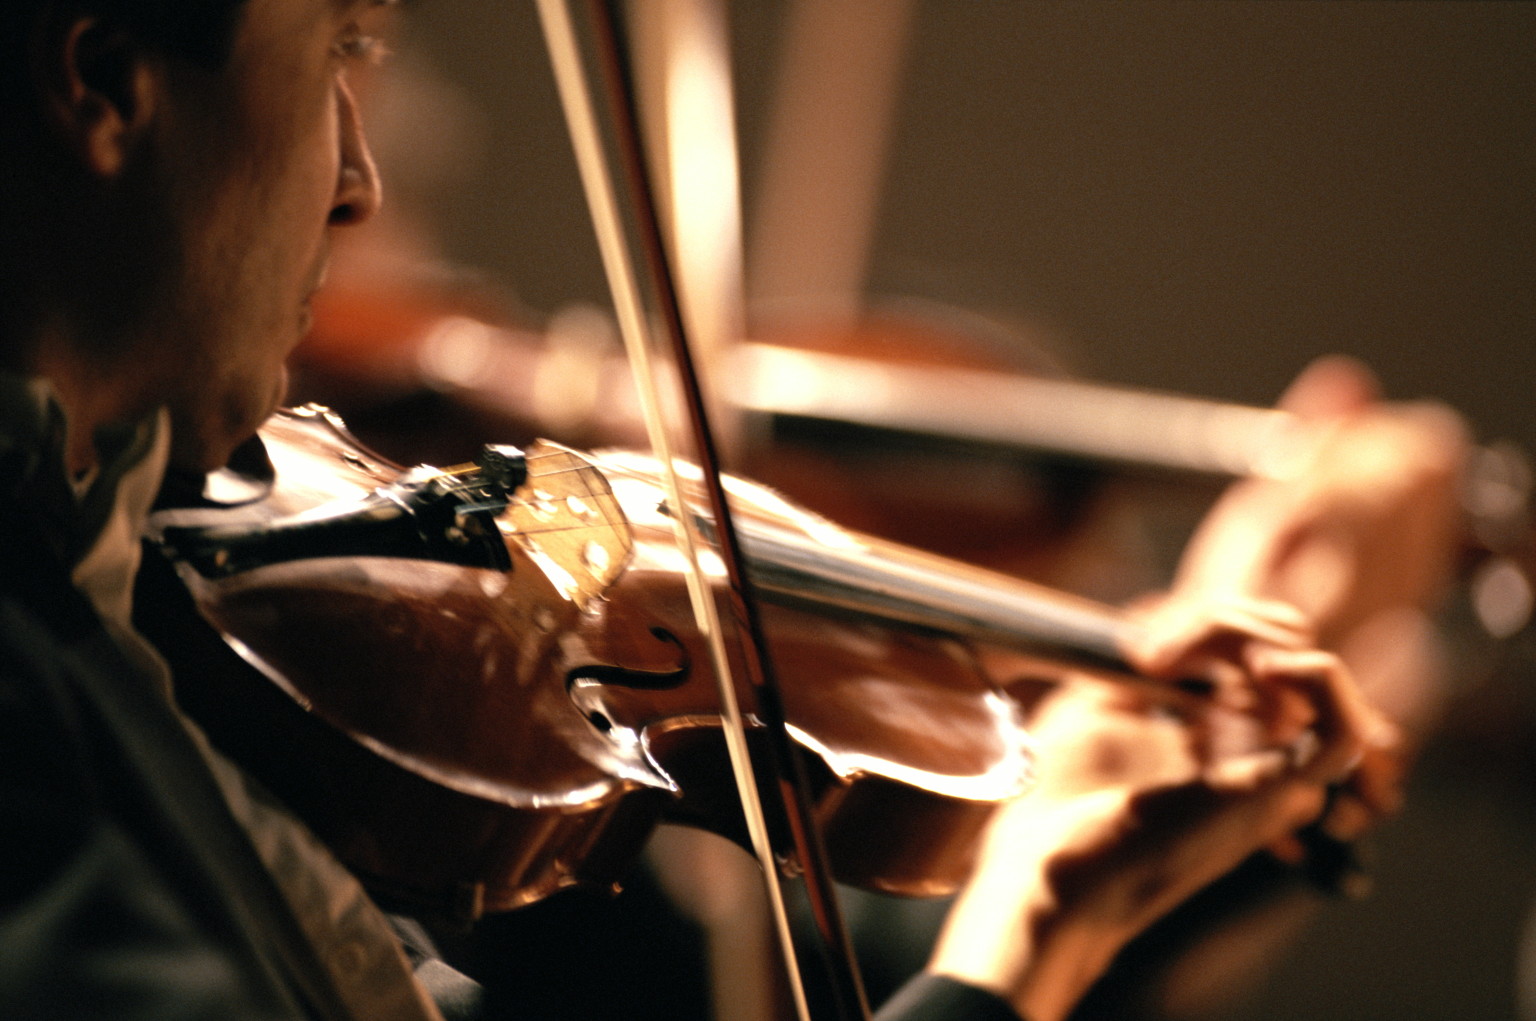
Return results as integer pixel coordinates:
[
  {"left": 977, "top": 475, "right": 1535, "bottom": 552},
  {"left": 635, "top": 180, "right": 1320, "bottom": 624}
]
[
  {"left": 226, "top": 137, "right": 340, "bottom": 347},
  {"left": 238, "top": 82, "right": 344, "bottom": 259}
]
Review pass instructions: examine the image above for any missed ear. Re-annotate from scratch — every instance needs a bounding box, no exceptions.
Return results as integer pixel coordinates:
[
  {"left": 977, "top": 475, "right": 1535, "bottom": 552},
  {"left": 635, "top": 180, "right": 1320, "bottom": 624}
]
[{"left": 34, "top": 12, "right": 159, "bottom": 178}]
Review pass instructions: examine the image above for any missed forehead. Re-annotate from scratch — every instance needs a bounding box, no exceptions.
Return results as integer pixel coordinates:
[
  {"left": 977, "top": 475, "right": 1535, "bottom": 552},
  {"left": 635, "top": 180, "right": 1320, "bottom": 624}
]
[
  {"left": 331, "top": 0, "right": 401, "bottom": 23},
  {"left": 336, "top": 0, "right": 399, "bottom": 14},
  {"left": 226, "top": 0, "right": 394, "bottom": 60},
  {"left": 234, "top": 0, "right": 394, "bottom": 35}
]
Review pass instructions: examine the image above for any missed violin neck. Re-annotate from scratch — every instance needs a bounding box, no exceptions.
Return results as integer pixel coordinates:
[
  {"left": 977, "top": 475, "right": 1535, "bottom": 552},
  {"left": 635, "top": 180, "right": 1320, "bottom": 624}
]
[{"left": 734, "top": 512, "right": 1135, "bottom": 671}]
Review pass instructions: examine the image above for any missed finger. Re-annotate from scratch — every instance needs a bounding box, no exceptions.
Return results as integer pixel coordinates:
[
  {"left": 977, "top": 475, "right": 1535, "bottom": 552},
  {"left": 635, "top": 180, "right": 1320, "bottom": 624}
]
[
  {"left": 1265, "top": 830, "right": 1309, "bottom": 867},
  {"left": 1253, "top": 680, "right": 1318, "bottom": 750},
  {"left": 1125, "top": 596, "right": 1315, "bottom": 679},
  {"left": 1158, "top": 595, "right": 1314, "bottom": 644},
  {"left": 1243, "top": 646, "right": 1377, "bottom": 788},
  {"left": 1319, "top": 790, "right": 1379, "bottom": 842},
  {"left": 1330, "top": 736, "right": 1406, "bottom": 822},
  {"left": 1201, "top": 746, "right": 1292, "bottom": 792}
]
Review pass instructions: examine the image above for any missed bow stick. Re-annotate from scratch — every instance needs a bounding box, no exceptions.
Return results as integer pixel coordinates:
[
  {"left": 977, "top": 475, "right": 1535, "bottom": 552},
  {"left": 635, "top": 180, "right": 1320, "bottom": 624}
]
[{"left": 535, "top": 3, "right": 871, "bottom": 1019}]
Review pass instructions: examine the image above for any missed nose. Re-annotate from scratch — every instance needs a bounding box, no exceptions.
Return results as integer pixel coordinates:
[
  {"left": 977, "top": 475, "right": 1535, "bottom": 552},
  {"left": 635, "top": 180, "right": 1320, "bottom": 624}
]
[{"left": 330, "top": 77, "right": 383, "bottom": 226}]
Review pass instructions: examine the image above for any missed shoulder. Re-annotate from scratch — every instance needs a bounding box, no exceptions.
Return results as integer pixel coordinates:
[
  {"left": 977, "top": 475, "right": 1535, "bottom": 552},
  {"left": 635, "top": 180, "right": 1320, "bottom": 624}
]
[{"left": 0, "top": 566, "right": 311, "bottom": 1020}]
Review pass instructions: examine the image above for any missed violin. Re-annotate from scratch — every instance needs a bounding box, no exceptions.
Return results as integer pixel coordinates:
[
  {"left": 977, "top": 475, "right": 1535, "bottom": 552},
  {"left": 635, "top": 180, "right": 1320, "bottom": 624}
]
[{"left": 149, "top": 403, "right": 1145, "bottom": 922}]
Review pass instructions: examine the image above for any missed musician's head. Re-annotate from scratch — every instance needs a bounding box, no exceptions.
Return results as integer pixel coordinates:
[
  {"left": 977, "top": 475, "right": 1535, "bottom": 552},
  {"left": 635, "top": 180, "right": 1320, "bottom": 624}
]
[{"left": 0, "top": 0, "right": 389, "bottom": 473}]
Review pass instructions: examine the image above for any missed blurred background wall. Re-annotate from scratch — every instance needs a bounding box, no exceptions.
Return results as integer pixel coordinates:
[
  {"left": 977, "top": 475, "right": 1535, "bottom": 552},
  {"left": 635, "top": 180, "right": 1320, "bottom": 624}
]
[
  {"left": 393, "top": 0, "right": 1534, "bottom": 446},
  {"left": 347, "top": 3, "right": 1536, "bottom": 1019}
]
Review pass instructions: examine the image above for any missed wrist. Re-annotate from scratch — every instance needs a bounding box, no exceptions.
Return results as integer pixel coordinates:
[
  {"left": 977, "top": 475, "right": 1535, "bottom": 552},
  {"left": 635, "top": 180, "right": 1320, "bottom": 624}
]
[
  {"left": 930, "top": 825, "right": 1138, "bottom": 1021},
  {"left": 932, "top": 903, "right": 1129, "bottom": 1021}
]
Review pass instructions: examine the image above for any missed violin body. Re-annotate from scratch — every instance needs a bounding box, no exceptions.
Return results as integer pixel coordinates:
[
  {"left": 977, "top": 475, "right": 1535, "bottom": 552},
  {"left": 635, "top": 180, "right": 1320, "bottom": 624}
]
[{"left": 149, "top": 405, "right": 1033, "bottom": 920}]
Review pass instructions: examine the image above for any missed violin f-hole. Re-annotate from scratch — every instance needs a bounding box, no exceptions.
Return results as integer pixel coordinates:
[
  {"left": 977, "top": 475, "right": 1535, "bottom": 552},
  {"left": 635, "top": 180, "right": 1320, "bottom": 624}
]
[
  {"left": 566, "top": 626, "right": 692, "bottom": 693},
  {"left": 567, "top": 626, "right": 692, "bottom": 738}
]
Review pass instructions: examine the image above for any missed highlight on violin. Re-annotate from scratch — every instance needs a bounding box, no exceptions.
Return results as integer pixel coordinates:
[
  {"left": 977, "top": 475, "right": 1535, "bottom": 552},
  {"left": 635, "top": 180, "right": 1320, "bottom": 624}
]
[{"left": 0, "top": 3, "right": 1530, "bottom": 1021}]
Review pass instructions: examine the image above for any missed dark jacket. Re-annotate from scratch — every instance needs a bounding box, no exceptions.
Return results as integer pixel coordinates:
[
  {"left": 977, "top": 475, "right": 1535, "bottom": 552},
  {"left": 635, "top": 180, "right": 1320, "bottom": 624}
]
[{"left": 0, "top": 512, "right": 359, "bottom": 1019}]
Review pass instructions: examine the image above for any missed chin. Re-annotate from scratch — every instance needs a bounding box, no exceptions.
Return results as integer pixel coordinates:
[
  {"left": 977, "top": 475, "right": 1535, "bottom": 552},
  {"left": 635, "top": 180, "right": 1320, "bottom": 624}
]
[
  {"left": 270, "top": 363, "right": 292, "bottom": 416},
  {"left": 168, "top": 435, "right": 235, "bottom": 477},
  {"left": 170, "top": 375, "right": 289, "bottom": 476}
]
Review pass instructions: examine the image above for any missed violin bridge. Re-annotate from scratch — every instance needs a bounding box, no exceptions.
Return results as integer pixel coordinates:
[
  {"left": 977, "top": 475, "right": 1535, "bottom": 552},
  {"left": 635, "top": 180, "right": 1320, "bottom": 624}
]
[{"left": 501, "top": 440, "right": 634, "bottom": 611}]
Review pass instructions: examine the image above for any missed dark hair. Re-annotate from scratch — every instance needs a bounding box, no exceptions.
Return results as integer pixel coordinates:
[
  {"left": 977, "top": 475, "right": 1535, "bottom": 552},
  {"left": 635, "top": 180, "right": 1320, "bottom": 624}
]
[
  {"left": 0, "top": 0, "right": 251, "bottom": 300},
  {"left": 90, "top": 0, "right": 249, "bottom": 66},
  {"left": 1, "top": 0, "right": 249, "bottom": 99}
]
